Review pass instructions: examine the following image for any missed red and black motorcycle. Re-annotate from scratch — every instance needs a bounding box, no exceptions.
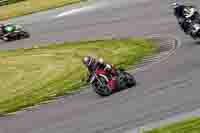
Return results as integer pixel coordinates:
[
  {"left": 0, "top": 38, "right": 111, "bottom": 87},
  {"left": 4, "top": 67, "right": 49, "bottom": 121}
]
[{"left": 88, "top": 67, "right": 136, "bottom": 96}]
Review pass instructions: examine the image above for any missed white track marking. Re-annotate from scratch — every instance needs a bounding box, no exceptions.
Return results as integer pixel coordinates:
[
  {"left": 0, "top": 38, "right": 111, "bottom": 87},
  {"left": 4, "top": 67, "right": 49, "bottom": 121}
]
[
  {"left": 55, "top": 0, "right": 152, "bottom": 18},
  {"left": 132, "top": 35, "right": 181, "bottom": 74},
  {"left": 55, "top": 2, "right": 109, "bottom": 18}
]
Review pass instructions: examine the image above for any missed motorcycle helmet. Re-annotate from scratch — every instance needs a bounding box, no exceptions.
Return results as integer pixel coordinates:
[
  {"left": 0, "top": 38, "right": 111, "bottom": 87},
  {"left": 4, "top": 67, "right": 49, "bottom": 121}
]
[
  {"left": 98, "top": 58, "right": 104, "bottom": 64},
  {"left": 83, "top": 56, "right": 94, "bottom": 67},
  {"left": 184, "top": 7, "right": 195, "bottom": 18}
]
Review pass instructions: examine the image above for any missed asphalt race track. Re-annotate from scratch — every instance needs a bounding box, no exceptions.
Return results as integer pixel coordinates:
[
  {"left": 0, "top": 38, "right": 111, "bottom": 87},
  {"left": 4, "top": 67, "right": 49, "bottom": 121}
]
[{"left": 1, "top": 0, "right": 200, "bottom": 133}]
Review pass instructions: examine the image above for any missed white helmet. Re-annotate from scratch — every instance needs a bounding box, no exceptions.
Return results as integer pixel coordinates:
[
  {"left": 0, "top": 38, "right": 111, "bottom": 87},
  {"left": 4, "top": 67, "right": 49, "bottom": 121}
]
[
  {"left": 98, "top": 58, "right": 104, "bottom": 64},
  {"left": 82, "top": 56, "right": 93, "bottom": 67},
  {"left": 184, "top": 7, "right": 195, "bottom": 18}
]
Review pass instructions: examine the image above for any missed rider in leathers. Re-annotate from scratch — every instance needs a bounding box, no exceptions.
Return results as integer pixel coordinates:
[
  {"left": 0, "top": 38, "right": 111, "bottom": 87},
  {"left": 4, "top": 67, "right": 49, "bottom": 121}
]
[
  {"left": 172, "top": 2, "right": 200, "bottom": 36},
  {"left": 0, "top": 23, "right": 16, "bottom": 37},
  {"left": 82, "top": 56, "right": 117, "bottom": 91}
]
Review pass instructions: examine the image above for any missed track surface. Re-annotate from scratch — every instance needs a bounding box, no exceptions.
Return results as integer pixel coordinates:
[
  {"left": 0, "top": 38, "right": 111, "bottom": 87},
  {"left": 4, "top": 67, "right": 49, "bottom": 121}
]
[{"left": 0, "top": 0, "right": 200, "bottom": 133}]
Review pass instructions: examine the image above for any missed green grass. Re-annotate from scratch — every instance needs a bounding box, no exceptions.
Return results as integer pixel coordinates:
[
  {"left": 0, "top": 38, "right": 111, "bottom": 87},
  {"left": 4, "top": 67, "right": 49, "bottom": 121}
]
[
  {"left": 0, "top": 38, "right": 157, "bottom": 114},
  {"left": 0, "top": 0, "right": 26, "bottom": 6},
  {"left": 0, "top": 0, "right": 81, "bottom": 20},
  {"left": 143, "top": 117, "right": 200, "bottom": 133}
]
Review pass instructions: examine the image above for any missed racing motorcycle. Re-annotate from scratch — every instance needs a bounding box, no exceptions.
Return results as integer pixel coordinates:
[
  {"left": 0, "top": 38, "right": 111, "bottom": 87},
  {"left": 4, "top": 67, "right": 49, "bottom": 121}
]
[
  {"left": 173, "top": 5, "right": 200, "bottom": 39},
  {"left": 88, "top": 67, "right": 136, "bottom": 96},
  {"left": 0, "top": 24, "right": 30, "bottom": 42}
]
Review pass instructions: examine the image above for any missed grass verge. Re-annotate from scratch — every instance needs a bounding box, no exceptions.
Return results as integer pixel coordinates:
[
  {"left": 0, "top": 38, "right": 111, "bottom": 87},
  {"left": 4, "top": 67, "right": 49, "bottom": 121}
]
[
  {"left": 143, "top": 117, "right": 200, "bottom": 133},
  {"left": 0, "top": 38, "right": 157, "bottom": 114},
  {"left": 0, "top": 0, "right": 81, "bottom": 20}
]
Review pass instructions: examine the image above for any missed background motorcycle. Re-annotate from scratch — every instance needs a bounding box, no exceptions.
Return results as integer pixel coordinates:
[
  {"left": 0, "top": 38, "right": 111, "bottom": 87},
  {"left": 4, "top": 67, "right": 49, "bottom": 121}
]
[
  {"left": 173, "top": 5, "right": 200, "bottom": 39},
  {"left": 0, "top": 25, "right": 30, "bottom": 42},
  {"left": 89, "top": 68, "right": 136, "bottom": 96}
]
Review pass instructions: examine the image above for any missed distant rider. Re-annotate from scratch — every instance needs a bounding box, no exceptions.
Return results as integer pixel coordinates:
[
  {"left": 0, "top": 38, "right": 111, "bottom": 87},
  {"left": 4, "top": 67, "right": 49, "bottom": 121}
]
[
  {"left": 0, "top": 23, "right": 16, "bottom": 36},
  {"left": 82, "top": 56, "right": 117, "bottom": 91},
  {"left": 172, "top": 2, "right": 200, "bottom": 35}
]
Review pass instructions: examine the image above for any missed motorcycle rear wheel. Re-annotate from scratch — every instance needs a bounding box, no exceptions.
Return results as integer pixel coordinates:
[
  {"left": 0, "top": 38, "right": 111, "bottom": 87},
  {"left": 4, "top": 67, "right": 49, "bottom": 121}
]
[
  {"left": 123, "top": 72, "right": 136, "bottom": 87},
  {"left": 20, "top": 31, "right": 30, "bottom": 38}
]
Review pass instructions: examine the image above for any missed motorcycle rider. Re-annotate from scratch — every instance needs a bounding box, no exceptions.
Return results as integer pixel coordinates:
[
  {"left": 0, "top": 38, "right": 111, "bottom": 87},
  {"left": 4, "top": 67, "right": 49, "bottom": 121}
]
[
  {"left": 82, "top": 56, "right": 117, "bottom": 91},
  {"left": 0, "top": 23, "right": 16, "bottom": 37},
  {"left": 172, "top": 2, "right": 200, "bottom": 36}
]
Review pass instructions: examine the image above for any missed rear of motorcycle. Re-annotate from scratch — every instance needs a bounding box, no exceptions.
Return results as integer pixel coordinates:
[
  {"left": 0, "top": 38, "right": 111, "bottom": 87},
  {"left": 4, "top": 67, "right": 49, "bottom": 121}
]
[
  {"left": 116, "top": 69, "right": 136, "bottom": 89},
  {"left": 191, "top": 23, "right": 200, "bottom": 39},
  {"left": 16, "top": 25, "right": 30, "bottom": 39},
  {"left": 19, "top": 30, "right": 30, "bottom": 39},
  {"left": 185, "top": 22, "right": 200, "bottom": 40}
]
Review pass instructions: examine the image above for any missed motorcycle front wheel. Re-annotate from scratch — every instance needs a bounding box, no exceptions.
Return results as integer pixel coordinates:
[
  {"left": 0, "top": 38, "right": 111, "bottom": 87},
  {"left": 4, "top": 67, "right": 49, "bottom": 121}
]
[{"left": 92, "top": 76, "right": 112, "bottom": 96}]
